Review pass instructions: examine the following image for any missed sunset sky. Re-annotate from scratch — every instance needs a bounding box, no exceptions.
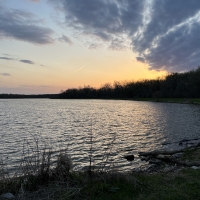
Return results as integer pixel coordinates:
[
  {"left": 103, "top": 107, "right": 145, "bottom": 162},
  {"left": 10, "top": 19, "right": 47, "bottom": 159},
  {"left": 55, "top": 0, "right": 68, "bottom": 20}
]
[{"left": 1, "top": 0, "right": 200, "bottom": 94}]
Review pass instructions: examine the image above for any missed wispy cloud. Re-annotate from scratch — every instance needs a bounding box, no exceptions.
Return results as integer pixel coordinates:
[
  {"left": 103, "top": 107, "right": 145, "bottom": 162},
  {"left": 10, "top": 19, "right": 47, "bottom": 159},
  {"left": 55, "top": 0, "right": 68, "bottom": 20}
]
[
  {"left": 20, "top": 85, "right": 35, "bottom": 88},
  {"left": 0, "top": 57, "right": 15, "bottom": 61},
  {"left": 1, "top": 73, "right": 11, "bottom": 76},
  {"left": 0, "top": 54, "right": 46, "bottom": 66},
  {"left": 20, "top": 60, "right": 35, "bottom": 65},
  {"left": 20, "top": 84, "right": 53, "bottom": 88},
  {"left": 75, "top": 66, "right": 85, "bottom": 73},
  {"left": 88, "top": 43, "right": 101, "bottom": 50},
  {"left": 30, "top": 0, "right": 40, "bottom": 2},
  {"left": 39, "top": 85, "right": 53, "bottom": 88},
  {"left": 58, "top": 34, "right": 73, "bottom": 45}
]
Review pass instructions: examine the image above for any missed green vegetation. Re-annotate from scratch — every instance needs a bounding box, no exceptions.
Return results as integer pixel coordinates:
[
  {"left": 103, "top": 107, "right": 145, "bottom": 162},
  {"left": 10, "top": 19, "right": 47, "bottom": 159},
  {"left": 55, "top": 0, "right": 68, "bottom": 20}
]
[
  {"left": 3, "top": 168, "right": 200, "bottom": 200},
  {"left": 181, "top": 148, "right": 200, "bottom": 161},
  {"left": 73, "top": 169, "right": 200, "bottom": 200},
  {"left": 60, "top": 67, "right": 200, "bottom": 100}
]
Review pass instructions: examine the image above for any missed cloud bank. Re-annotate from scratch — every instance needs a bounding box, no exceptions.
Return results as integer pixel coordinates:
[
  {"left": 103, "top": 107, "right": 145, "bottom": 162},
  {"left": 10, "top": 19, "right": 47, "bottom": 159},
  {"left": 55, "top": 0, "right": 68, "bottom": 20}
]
[
  {"left": 52, "top": 0, "right": 200, "bottom": 72},
  {"left": 0, "top": 5, "right": 54, "bottom": 44}
]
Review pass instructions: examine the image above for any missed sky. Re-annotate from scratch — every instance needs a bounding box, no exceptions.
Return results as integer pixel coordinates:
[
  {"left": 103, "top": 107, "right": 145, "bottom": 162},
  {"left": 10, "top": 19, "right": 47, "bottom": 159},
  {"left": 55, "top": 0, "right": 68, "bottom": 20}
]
[{"left": 1, "top": 0, "right": 200, "bottom": 94}]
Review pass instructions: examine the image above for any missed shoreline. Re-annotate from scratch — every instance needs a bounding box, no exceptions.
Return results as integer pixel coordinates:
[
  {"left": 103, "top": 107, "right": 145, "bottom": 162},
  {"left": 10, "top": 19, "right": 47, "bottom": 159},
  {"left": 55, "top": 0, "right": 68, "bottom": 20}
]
[
  {"left": 131, "top": 98, "right": 200, "bottom": 105},
  {"left": 52, "top": 97, "right": 200, "bottom": 106},
  {"left": 1, "top": 97, "right": 200, "bottom": 106},
  {"left": 1, "top": 144, "right": 200, "bottom": 199}
]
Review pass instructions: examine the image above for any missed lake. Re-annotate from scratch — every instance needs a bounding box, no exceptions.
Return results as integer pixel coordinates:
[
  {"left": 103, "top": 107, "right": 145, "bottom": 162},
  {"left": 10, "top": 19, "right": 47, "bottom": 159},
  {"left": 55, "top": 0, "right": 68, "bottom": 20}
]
[{"left": 1, "top": 99, "right": 200, "bottom": 172}]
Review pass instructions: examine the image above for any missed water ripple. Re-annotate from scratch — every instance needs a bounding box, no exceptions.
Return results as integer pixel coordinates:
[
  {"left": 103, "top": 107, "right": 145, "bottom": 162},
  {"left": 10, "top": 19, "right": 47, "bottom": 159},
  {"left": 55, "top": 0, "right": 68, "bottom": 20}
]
[{"left": 1, "top": 99, "right": 200, "bottom": 172}]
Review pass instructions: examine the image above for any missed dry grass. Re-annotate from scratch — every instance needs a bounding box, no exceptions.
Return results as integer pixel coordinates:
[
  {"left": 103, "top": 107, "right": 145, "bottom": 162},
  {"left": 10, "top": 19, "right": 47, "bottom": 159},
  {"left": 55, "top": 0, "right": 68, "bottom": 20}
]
[
  {"left": 0, "top": 137, "right": 74, "bottom": 199},
  {"left": 2, "top": 137, "right": 200, "bottom": 199},
  {"left": 0, "top": 127, "right": 118, "bottom": 199}
]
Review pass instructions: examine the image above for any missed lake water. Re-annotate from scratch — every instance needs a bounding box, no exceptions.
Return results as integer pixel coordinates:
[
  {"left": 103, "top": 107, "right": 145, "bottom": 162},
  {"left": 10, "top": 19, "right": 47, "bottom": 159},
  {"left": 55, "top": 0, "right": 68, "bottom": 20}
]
[{"left": 1, "top": 99, "right": 200, "bottom": 172}]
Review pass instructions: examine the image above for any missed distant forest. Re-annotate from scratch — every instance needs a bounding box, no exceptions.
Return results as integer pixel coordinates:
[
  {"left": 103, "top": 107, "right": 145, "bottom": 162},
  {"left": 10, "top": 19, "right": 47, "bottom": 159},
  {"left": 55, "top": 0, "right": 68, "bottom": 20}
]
[
  {"left": 60, "top": 67, "right": 200, "bottom": 99},
  {"left": 0, "top": 94, "right": 59, "bottom": 99},
  {"left": 1, "top": 67, "right": 200, "bottom": 99}
]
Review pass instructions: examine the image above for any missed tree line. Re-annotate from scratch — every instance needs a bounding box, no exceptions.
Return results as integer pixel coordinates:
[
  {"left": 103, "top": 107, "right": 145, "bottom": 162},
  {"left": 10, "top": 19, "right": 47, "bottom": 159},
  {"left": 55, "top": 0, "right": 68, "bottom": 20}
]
[{"left": 60, "top": 67, "right": 200, "bottom": 99}]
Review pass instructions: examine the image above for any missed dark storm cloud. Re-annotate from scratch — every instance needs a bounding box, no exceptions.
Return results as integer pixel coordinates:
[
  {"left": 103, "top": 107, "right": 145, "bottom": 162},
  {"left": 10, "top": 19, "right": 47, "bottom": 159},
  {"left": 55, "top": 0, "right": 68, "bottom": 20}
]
[
  {"left": 1, "top": 73, "right": 11, "bottom": 76},
  {"left": 58, "top": 34, "right": 73, "bottom": 45},
  {"left": 132, "top": 0, "right": 200, "bottom": 71},
  {"left": 0, "top": 5, "right": 54, "bottom": 44},
  {"left": 52, "top": 0, "right": 200, "bottom": 72},
  {"left": 50, "top": 0, "right": 143, "bottom": 49},
  {"left": 20, "top": 60, "right": 35, "bottom": 64}
]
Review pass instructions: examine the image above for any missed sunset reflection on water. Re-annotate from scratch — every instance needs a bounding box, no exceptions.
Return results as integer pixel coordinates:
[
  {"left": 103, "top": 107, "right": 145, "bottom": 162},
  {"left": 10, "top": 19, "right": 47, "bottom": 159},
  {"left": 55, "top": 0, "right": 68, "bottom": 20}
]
[{"left": 0, "top": 99, "right": 200, "bottom": 172}]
